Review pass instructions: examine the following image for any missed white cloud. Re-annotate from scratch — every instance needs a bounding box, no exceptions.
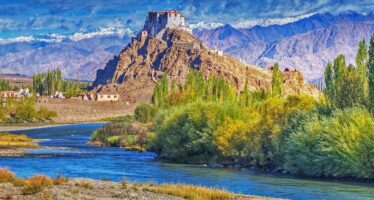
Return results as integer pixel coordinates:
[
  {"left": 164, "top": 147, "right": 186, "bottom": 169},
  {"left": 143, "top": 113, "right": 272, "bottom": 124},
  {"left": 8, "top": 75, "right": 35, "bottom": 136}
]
[
  {"left": 0, "top": 28, "right": 134, "bottom": 45},
  {"left": 233, "top": 13, "right": 317, "bottom": 29},
  {"left": 68, "top": 27, "right": 133, "bottom": 41},
  {"left": 189, "top": 21, "right": 225, "bottom": 30}
]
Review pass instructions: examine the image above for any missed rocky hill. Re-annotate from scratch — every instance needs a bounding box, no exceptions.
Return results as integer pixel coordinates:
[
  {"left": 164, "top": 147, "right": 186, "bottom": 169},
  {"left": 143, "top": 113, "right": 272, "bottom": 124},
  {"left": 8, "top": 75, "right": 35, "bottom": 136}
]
[
  {"left": 92, "top": 29, "right": 320, "bottom": 104},
  {"left": 194, "top": 11, "right": 374, "bottom": 82}
]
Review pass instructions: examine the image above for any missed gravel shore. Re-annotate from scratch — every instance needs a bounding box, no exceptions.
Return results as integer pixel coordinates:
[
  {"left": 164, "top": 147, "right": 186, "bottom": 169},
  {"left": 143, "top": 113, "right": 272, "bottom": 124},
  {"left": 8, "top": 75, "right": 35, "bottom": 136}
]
[{"left": 0, "top": 178, "right": 279, "bottom": 200}]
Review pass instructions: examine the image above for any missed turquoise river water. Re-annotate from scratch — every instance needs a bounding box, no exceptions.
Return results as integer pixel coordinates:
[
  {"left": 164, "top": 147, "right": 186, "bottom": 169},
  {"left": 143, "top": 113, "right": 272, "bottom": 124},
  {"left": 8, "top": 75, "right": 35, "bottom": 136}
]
[{"left": 0, "top": 123, "right": 374, "bottom": 200}]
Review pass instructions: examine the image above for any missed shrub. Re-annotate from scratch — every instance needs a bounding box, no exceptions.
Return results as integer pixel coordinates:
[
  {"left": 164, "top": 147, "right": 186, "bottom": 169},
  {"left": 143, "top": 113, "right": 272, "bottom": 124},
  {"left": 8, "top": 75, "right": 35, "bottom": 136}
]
[
  {"left": 0, "top": 168, "right": 15, "bottom": 183},
  {"left": 90, "top": 122, "right": 150, "bottom": 150},
  {"left": 152, "top": 101, "right": 249, "bottom": 162},
  {"left": 36, "top": 107, "right": 57, "bottom": 121},
  {"left": 13, "top": 98, "right": 36, "bottom": 122},
  {"left": 53, "top": 175, "right": 68, "bottom": 185},
  {"left": 144, "top": 184, "right": 234, "bottom": 200},
  {"left": 22, "top": 175, "right": 53, "bottom": 195},
  {"left": 285, "top": 107, "right": 374, "bottom": 178},
  {"left": 134, "top": 103, "right": 156, "bottom": 123},
  {"left": 12, "top": 177, "right": 26, "bottom": 187},
  {"left": 75, "top": 182, "right": 94, "bottom": 189}
]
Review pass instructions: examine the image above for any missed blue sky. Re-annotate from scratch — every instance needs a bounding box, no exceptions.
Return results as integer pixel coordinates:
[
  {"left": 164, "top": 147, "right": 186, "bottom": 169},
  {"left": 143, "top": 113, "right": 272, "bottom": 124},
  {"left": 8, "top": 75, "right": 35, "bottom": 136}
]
[{"left": 1, "top": 0, "right": 374, "bottom": 38}]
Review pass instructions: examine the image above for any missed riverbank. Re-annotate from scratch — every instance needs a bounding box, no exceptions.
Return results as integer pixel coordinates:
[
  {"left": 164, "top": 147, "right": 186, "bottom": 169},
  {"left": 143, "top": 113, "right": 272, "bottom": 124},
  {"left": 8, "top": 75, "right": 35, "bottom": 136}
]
[
  {"left": 0, "top": 169, "right": 276, "bottom": 200},
  {"left": 0, "top": 133, "right": 39, "bottom": 157}
]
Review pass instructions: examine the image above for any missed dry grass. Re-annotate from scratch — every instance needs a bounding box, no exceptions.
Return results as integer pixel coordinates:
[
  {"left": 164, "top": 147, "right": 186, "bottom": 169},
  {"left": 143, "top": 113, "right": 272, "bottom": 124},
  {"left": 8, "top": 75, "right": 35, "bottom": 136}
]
[
  {"left": 22, "top": 175, "right": 53, "bottom": 195},
  {"left": 144, "top": 184, "right": 236, "bottom": 200},
  {"left": 0, "top": 133, "right": 38, "bottom": 148},
  {"left": 53, "top": 175, "right": 69, "bottom": 185},
  {"left": 0, "top": 168, "right": 15, "bottom": 183},
  {"left": 0, "top": 169, "right": 262, "bottom": 199},
  {"left": 75, "top": 182, "right": 94, "bottom": 189}
]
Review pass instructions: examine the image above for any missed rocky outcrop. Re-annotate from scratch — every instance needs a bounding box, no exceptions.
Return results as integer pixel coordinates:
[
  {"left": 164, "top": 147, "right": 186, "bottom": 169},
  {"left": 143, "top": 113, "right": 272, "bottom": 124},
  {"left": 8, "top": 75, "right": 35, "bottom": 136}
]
[{"left": 92, "top": 28, "right": 320, "bottom": 104}]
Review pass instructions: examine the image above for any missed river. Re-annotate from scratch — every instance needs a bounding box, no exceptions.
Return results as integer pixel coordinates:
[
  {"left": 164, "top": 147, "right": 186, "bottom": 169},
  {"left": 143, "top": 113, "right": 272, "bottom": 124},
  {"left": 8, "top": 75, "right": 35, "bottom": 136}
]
[{"left": 1, "top": 123, "right": 373, "bottom": 200}]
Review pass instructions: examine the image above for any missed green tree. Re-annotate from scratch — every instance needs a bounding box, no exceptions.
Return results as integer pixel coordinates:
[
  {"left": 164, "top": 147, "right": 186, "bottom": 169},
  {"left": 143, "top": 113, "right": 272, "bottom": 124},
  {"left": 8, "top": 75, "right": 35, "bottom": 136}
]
[
  {"left": 152, "top": 75, "right": 169, "bottom": 108},
  {"left": 324, "top": 62, "right": 334, "bottom": 104},
  {"left": 0, "top": 80, "right": 11, "bottom": 91},
  {"left": 356, "top": 40, "right": 369, "bottom": 105},
  {"left": 332, "top": 55, "right": 347, "bottom": 108},
  {"left": 134, "top": 103, "right": 156, "bottom": 123},
  {"left": 0, "top": 98, "right": 4, "bottom": 122},
  {"left": 271, "top": 63, "right": 283, "bottom": 97},
  {"left": 369, "top": 36, "right": 374, "bottom": 113}
]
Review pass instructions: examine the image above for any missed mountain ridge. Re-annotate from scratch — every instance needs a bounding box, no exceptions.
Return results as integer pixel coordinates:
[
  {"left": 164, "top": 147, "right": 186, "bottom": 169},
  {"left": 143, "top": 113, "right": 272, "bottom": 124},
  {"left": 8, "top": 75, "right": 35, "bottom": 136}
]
[
  {"left": 194, "top": 11, "right": 374, "bottom": 81},
  {"left": 1, "top": 12, "right": 373, "bottom": 82}
]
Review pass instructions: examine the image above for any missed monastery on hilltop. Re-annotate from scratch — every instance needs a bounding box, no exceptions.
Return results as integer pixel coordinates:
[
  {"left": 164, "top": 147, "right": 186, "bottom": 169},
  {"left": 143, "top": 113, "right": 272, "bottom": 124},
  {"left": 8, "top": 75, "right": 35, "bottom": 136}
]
[{"left": 140, "top": 10, "right": 192, "bottom": 39}]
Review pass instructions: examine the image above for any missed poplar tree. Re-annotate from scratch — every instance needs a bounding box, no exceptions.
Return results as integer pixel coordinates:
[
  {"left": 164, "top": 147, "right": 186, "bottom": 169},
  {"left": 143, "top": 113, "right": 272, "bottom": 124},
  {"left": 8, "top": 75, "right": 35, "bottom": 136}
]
[
  {"left": 324, "top": 62, "right": 334, "bottom": 104},
  {"left": 368, "top": 36, "right": 374, "bottom": 113},
  {"left": 345, "top": 64, "right": 361, "bottom": 107},
  {"left": 355, "top": 40, "right": 369, "bottom": 106},
  {"left": 271, "top": 63, "right": 283, "bottom": 97},
  {"left": 333, "top": 55, "right": 347, "bottom": 108}
]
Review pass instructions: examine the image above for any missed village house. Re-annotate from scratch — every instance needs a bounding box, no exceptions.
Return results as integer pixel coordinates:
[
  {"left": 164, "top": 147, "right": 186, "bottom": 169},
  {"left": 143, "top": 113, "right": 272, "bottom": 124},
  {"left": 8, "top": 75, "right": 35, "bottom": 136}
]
[
  {"left": 0, "top": 91, "right": 22, "bottom": 98},
  {"left": 95, "top": 93, "right": 119, "bottom": 102}
]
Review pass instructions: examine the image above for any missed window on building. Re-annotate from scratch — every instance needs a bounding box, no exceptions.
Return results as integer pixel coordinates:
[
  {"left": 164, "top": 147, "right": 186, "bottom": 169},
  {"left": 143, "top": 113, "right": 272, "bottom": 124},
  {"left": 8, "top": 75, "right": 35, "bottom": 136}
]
[
  {"left": 114, "top": 95, "right": 117, "bottom": 98},
  {"left": 108, "top": 95, "right": 111, "bottom": 98},
  {"left": 100, "top": 95, "right": 103, "bottom": 98}
]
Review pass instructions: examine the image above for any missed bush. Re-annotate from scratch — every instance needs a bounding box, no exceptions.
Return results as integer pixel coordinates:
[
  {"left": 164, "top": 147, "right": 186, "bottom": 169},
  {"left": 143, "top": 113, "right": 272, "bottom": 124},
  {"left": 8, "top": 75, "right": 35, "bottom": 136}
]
[
  {"left": 90, "top": 122, "right": 150, "bottom": 151},
  {"left": 75, "top": 182, "right": 94, "bottom": 189},
  {"left": 0, "top": 168, "right": 15, "bottom": 183},
  {"left": 152, "top": 101, "right": 249, "bottom": 162},
  {"left": 53, "top": 175, "right": 68, "bottom": 185},
  {"left": 144, "top": 184, "right": 234, "bottom": 200},
  {"left": 13, "top": 98, "right": 36, "bottom": 122},
  {"left": 285, "top": 107, "right": 374, "bottom": 178},
  {"left": 22, "top": 175, "right": 53, "bottom": 195},
  {"left": 0, "top": 106, "right": 4, "bottom": 122},
  {"left": 36, "top": 107, "right": 57, "bottom": 121},
  {"left": 134, "top": 103, "right": 156, "bottom": 123}
]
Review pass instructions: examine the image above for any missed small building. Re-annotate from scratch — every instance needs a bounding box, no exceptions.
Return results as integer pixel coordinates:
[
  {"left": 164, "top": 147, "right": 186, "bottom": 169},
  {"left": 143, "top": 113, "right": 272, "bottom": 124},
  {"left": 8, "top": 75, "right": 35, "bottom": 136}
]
[
  {"left": 95, "top": 93, "right": 119, "bottom": 102},
  {"left": 138, "top": 30, "right": 149, "bottom": 41},
  {"left": 210, "top": 49, "right": 223, "bottom": 56},
  {"left": 0, "top": 91, "right": 22, "bottom": 98},
  {"left": 54, "top": 91, "right": 65, "bottom": 99}
]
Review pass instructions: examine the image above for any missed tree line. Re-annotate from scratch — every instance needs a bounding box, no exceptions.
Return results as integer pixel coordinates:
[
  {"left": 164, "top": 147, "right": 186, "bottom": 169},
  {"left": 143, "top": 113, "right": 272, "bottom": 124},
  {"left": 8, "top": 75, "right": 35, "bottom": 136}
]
[
  {"left": 32, "top": 69, "right": 89, "bottom": 97},
  {"left": 324, "top": 38, "right": 374, "bottom": 111}
]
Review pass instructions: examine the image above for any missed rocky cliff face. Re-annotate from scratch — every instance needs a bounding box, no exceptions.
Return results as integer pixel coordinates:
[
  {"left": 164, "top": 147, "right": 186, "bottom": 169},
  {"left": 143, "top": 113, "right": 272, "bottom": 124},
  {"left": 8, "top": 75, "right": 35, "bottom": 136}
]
[{"left": 92, "top": 29, "right": 320, "bottom": 104}]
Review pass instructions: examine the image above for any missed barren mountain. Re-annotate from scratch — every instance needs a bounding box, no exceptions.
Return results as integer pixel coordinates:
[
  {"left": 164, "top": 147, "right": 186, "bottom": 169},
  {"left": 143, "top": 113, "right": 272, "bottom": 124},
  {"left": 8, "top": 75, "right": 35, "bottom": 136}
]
[
  {"left": 194, "top": 12, "right": 374, "bottom": 81},
  {"left": 92, "top": 29, "right": 320, "bottom": 104},
  {"left": 0, "top": 33, "right": 131, "bottom": 80}
]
